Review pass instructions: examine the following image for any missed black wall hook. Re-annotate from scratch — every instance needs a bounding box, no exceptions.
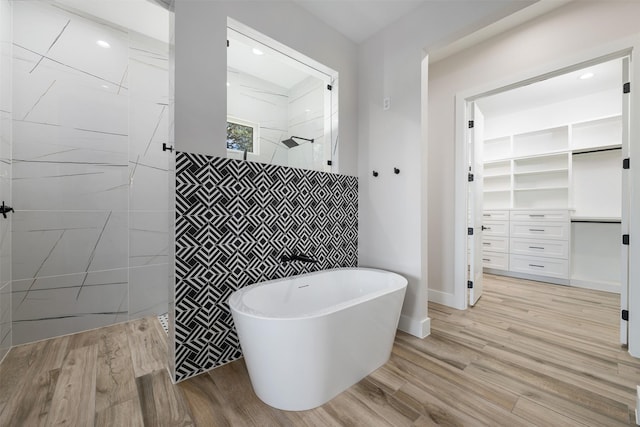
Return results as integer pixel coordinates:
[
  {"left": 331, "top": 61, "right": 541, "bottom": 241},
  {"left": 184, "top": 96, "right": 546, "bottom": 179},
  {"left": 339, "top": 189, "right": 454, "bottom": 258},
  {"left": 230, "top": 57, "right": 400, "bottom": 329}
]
[
  {"left": 372, "top": 170, "right": 379, "bottom": 177},
  {"left": 394, "top": 167, "right": 400, "bottom": 174}
]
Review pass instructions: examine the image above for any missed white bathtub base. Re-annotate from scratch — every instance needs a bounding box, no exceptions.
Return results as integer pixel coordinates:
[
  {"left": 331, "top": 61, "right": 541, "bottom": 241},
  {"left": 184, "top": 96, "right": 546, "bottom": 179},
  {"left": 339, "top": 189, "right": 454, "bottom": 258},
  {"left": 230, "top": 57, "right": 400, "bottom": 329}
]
[{"left": 229, "top": 268, "right": 407, "bottom": 411}]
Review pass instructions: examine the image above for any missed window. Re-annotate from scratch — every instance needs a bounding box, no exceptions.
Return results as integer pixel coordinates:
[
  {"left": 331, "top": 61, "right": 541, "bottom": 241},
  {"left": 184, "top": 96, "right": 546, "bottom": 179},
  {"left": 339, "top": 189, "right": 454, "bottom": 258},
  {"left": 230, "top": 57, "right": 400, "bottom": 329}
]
[{"left": 227, "top": 117, "right": 259, "bottom": 154}]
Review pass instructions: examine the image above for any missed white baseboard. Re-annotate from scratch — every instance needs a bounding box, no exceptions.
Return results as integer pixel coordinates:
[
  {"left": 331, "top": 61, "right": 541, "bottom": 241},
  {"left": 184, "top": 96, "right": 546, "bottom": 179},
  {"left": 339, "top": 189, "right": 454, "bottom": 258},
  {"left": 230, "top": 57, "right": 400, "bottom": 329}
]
[
  {"left": 398, "top": 315, "right": 431, "bottom": 338},
  {"left": 428, "top": 289, "right": 465, "bottom": 310},
  {"left": 570, "top": 277, "right": 620, "bottom": 294}
]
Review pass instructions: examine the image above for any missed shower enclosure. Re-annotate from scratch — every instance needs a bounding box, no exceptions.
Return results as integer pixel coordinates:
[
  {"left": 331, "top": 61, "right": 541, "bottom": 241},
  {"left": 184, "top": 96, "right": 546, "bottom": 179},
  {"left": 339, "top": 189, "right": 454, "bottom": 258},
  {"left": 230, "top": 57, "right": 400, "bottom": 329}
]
[{"left": 1, "top": 0, "right": 171, "bottom": 347}]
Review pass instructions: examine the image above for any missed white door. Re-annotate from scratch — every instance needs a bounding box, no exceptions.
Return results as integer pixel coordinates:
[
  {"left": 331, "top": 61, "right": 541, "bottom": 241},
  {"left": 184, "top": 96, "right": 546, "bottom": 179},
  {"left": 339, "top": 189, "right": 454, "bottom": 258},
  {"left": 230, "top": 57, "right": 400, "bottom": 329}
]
[
  {"left": 620, "top": 56, "right": 631, "bottom": 346},
  {"left": 468, "top": 102, "right": 485, "bottom": 306}
]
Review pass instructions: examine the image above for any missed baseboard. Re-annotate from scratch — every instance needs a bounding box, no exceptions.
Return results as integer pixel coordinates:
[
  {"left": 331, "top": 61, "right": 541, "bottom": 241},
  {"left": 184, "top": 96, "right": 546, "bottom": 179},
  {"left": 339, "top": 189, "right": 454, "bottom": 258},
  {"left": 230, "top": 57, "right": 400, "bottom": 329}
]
[
  {"left": 428, "top": 289, "right": 465, "bottom": 310},
  {"left": 570, "top": 277, "right": 620, "bottom": 294},
  {"left": 398, "top": 315, "right": 431, "bottom": 338}
]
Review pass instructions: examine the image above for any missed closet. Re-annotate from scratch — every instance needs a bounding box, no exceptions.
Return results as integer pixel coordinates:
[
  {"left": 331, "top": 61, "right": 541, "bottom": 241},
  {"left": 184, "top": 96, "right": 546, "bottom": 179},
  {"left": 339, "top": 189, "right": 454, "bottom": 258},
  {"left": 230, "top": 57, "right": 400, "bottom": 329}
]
[{"left": 478, "top": 59, "right": 623, "bottom": 293}]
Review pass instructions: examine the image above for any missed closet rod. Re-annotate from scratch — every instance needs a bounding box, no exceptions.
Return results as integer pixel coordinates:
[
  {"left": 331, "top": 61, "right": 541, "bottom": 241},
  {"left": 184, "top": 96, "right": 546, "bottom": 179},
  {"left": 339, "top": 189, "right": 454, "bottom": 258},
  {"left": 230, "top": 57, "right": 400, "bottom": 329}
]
[
  {"left": 572, "top": 147, "right": 621, "bottom": 156},
  {"left": 571, "top": 219, "right": 621, "bottom": 224}
]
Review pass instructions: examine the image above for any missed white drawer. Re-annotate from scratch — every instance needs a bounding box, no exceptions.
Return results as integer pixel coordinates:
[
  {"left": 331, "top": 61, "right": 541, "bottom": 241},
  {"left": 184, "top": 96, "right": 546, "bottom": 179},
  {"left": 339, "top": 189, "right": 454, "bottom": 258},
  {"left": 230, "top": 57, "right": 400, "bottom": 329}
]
[
  {"left": 482, "top": 251, "right": 509, "bottom": 270},
  {"left": 482, "top": 237, "right": 509, "bottom": 253},
  {"left": 510, "top": 238, "right": 569, "bottom": 259},
  {"left": 483, "top": 221, "right": 509, "bottom": 237},
  {"left": 510, "top": 210, "right": 570, "bottom": 222},
  {"left": 509, "top": 254, "right": 569, "bottom": 279},
  {"left": 510, "top": 221, "right": 569, "bottom": 241},
  {"left": 482, "top": 210, "right": 510, "bottom": 221}
]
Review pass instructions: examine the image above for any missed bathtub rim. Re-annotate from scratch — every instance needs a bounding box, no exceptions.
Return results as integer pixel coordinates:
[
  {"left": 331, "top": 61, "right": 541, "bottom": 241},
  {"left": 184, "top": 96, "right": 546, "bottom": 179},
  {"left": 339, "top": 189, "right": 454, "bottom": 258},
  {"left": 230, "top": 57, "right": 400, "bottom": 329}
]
[{"left": 228, "top": 267, "right": 408, "bottom": 321}]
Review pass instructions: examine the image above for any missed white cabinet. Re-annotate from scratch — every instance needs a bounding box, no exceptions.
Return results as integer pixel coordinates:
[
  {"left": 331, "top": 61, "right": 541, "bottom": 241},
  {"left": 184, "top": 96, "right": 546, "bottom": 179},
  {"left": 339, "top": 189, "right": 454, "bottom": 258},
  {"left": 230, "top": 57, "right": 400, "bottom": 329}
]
[
  {"left": 510, "top": 221, "right": 570, "bottom": 241},
  {"left": 481, "top": 210, "right": 509, "bottom": 272},
  {"left": 483, "top": 209, "right": 570, "bottom": 282}
]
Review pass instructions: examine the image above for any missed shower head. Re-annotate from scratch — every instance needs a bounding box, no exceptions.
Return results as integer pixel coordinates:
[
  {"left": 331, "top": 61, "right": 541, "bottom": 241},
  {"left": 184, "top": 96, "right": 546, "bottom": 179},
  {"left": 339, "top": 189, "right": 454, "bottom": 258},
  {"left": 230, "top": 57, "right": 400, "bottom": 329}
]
[
  {"left": 281, "top": 136, "right": 314, "bottom": 148},
  {"left": 281, "top": 138, "right": 299, "bottom": 148}
]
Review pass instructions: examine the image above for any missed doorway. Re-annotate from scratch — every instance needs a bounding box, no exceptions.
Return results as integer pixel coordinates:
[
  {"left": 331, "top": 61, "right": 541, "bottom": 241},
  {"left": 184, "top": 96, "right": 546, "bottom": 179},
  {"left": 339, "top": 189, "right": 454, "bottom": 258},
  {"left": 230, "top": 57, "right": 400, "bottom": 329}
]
[{"left": 458, "top": 53, "right": 632, "bottom": 347}]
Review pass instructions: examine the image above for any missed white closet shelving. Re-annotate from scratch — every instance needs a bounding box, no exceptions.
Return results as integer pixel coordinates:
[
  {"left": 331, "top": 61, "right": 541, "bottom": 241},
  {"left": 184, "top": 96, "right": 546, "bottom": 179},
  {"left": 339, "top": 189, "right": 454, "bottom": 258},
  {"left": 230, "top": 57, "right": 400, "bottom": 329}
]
[{"left": 481, "top": 114, "right": 622, "bottom": 291}]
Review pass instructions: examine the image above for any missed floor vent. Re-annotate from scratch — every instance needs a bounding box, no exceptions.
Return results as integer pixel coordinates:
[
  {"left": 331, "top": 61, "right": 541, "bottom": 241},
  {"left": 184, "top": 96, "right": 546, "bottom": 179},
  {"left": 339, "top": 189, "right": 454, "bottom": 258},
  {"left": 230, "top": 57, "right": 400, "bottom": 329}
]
[{"left": 158, "top": 313, "right": 169, "bottom": 335}]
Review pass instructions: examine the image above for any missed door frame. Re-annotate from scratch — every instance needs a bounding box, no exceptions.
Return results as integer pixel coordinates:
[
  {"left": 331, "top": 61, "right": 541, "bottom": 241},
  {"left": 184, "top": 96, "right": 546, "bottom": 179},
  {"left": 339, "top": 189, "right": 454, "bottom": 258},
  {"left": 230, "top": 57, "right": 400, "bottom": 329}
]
[{"left": 453, "top": 37, "right": 640, "bottom": 354}]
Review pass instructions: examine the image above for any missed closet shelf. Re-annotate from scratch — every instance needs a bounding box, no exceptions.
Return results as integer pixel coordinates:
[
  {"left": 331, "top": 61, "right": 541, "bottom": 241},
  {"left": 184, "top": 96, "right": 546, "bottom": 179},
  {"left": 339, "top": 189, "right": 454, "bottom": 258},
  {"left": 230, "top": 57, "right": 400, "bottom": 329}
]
[
  {"left": 484, "top": 173, "right": 511, "bottom": 178},
  {"left": 484, "top": 189, "right": 511, "bottom": 193},
  {"left": 514, "top": 186, "right": 569, "bottom": 192},
  {"left": 513, "top": 168, "right": 568, "bottom": 176}
]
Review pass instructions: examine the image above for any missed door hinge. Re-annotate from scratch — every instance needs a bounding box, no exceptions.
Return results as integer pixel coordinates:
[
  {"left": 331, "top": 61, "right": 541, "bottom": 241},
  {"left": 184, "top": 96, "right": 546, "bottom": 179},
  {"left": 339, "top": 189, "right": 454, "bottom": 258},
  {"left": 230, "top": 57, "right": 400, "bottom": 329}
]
[
  {"left": 327, "top": 84, "right": 332, "bottom": 91},
  {"left": 623, "top": 234, "right": 630, "bottom": 245},
  {"left": 622, "top": 309, "right": 629, "bottom": 321},
  {"left": 468, "top": 172, "right": 474, "bottom": 182},
  {"left": 162, "top": 143, "right": 174, "bottom": 152},
  {"left": 468, "top": 120, "right": 474, "bottom": 128},
  {"left": 623, "top": 82, "right": 631, "bottom": 94},
  {"left": 623, "top": 158, "right": 630, "bottom": 169},
  {"left": 468, "top": 227, "right": 474, "bottom": 236},
  {"left": 467, "top": 280, "right": 473, "bottom": 289},
  {"left": 227, "top": 39, "right": 229, "bottom": 47}
]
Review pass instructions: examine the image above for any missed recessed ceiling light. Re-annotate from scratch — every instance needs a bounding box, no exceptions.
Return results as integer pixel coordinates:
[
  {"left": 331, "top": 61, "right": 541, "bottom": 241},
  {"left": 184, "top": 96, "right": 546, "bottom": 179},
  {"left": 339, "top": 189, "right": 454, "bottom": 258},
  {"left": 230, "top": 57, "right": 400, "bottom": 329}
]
[
  {"left": 96, "top": 40, "right": 110, "bottom": 49},
  {"left": 252, "top": 48, "right": 264, "bottom": 56},
  {"left": 579, "top": 72, "right": 594, "bottom": 80},
  {"left": 305, "top": 109, "right": 311, "bottom": 113},
  {"left": 226, "top": 82, "right": 230, "bottom": 87},
  {"left": 101, "top": 84, "right": 109, "bottom": 89}
]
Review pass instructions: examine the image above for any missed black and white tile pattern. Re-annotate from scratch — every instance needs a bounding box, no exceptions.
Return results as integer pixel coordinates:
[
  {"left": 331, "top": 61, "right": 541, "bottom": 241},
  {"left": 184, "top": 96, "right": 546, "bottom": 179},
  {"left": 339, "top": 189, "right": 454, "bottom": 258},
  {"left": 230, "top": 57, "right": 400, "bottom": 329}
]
[{"left": 173, "top": 153, "right": 358, "bottom": 381}]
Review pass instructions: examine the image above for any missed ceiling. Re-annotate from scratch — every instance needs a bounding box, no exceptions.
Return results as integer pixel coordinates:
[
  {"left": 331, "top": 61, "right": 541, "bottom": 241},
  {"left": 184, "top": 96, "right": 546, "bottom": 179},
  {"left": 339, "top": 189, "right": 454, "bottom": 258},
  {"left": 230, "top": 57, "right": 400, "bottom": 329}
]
[
  {"left": 476, "top": 58, "right": 622, "bottom": 118},
  {"left": 292, "top": 0, "right": 428, "bottom": 44}
]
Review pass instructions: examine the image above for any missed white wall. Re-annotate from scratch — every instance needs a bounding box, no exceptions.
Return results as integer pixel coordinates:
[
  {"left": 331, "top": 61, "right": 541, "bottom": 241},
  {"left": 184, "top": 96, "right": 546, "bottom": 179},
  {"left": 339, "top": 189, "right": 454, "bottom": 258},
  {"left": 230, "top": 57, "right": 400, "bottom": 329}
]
[
  {"left": 428, "top": 2, "right": 640, "bottom": 322},
  {"left": 483, "top": 89, "right": 621, "bottom": 139},
  {"left": 173, "top": 0, "right": 358, "bottom": 175},
  {"left": 357, "top": 1, "right": 533, "bottom": 336}
]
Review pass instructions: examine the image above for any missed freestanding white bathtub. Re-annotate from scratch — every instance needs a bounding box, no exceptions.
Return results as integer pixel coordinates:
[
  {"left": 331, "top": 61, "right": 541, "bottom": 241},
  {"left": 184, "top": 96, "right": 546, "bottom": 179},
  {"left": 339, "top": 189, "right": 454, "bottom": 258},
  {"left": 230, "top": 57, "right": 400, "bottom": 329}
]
[{"left": 228, "top": 267, "right": 407, "bottom": 411}]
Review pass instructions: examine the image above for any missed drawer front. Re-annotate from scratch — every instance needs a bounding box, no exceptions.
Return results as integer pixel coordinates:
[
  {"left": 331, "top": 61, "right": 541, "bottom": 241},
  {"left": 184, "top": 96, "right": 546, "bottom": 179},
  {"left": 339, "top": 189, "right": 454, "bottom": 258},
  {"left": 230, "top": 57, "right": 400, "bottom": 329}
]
[
  {"left": 510, "top": 221, "right": 569, "bottom": 241},
  {"left": 510, "top": 238, "right": 569, "bottom": 259},
  {"left": 483, "top": 221, "right": 509, "bottom": 237},
  {"left": 509, "top": 255, "right": 569, "bottom": 279},
  {"left": 482, "top": 251, "right": 509, "bottom": 270},
  {"left": 482, "top": 237, "right": 509, "bottom": 253},
  {"left": 510, "top": 210, "right": 570, "bottom": 222},
  {"left": 482, "top": 210, "right": 509, "bottom": 221}
]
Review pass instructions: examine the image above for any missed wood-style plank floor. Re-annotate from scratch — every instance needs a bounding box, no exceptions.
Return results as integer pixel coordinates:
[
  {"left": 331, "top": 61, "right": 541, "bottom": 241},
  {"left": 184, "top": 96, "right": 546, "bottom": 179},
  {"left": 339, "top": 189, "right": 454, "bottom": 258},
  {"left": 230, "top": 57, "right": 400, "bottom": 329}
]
[{"left": 1, "top": 274, "right": 639, "bottom": 426}]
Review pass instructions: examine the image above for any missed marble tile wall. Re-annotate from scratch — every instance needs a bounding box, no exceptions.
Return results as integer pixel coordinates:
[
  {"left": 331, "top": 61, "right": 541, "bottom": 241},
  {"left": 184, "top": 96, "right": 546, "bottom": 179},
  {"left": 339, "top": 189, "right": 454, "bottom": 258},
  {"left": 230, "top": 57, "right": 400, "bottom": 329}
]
[
  {"left": 0, "top": 0, "right": 12, "bottom": 362},
  {"left": 10, "top": 2, "right": 169, "bottom": 345},
  {"left": 226, "top": 68, "right": 289, "bottom": 167},
  {"left": 287, "top": 76, "right": 326, "bottom": 171}
]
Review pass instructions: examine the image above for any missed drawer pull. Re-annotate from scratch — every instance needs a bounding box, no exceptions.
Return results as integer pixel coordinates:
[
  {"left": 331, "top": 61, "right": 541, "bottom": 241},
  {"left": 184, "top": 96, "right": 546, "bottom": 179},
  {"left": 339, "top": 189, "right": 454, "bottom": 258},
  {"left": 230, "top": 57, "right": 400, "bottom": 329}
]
[
  {"left": 529, "top": 228, "right": 545, "bottom": 232},
  {"left": 528, "top": 246, "right": 544, "bottom": 250},
  {"left": 529, "top": 214, "right": 545, "bottom": 217},
  {"left": 483, "top": 242, "right": 491, "bottom": 246},
  {"left": 483, "top": 258, "right": 491, "bottom": 262},
  {"left": 483, "top": 214, "right": 491, "bottom": 217},
  {"left": 529, "top": 264, "right": 545, "bottom": 268}
]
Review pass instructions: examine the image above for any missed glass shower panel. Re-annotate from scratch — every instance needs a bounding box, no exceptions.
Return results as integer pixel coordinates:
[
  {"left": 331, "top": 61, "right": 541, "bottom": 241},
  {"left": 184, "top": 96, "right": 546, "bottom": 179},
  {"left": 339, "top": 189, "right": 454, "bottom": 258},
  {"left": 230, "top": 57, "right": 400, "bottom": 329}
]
[
  {"left": 10, "top": 1, "right": 169, "bottom": 345},
  {"left": 0, "top": 0, "right": 13, "bottom": 361}
]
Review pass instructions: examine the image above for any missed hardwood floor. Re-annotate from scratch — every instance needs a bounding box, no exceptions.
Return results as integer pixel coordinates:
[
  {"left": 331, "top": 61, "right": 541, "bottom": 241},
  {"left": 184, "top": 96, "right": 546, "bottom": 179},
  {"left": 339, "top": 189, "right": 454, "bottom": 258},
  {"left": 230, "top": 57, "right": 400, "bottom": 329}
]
[{"left": 1, "top": 274, "right": 638, "bottom": 426}]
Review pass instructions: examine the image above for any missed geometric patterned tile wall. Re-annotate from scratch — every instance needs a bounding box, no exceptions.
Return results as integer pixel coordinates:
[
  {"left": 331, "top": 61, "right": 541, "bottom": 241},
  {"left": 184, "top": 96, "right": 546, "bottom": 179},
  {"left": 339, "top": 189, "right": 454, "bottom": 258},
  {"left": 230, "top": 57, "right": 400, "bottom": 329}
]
[{"left": 173, "top": 152, "right": 358, "bottom": 382}]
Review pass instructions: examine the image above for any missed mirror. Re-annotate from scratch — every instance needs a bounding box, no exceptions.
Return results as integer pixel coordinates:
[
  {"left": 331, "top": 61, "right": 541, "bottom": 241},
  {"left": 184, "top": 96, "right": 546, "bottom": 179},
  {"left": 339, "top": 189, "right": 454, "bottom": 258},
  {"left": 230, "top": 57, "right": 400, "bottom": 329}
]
[{"left": 227, "top": 20, "right": 338, "bottom": 173}]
